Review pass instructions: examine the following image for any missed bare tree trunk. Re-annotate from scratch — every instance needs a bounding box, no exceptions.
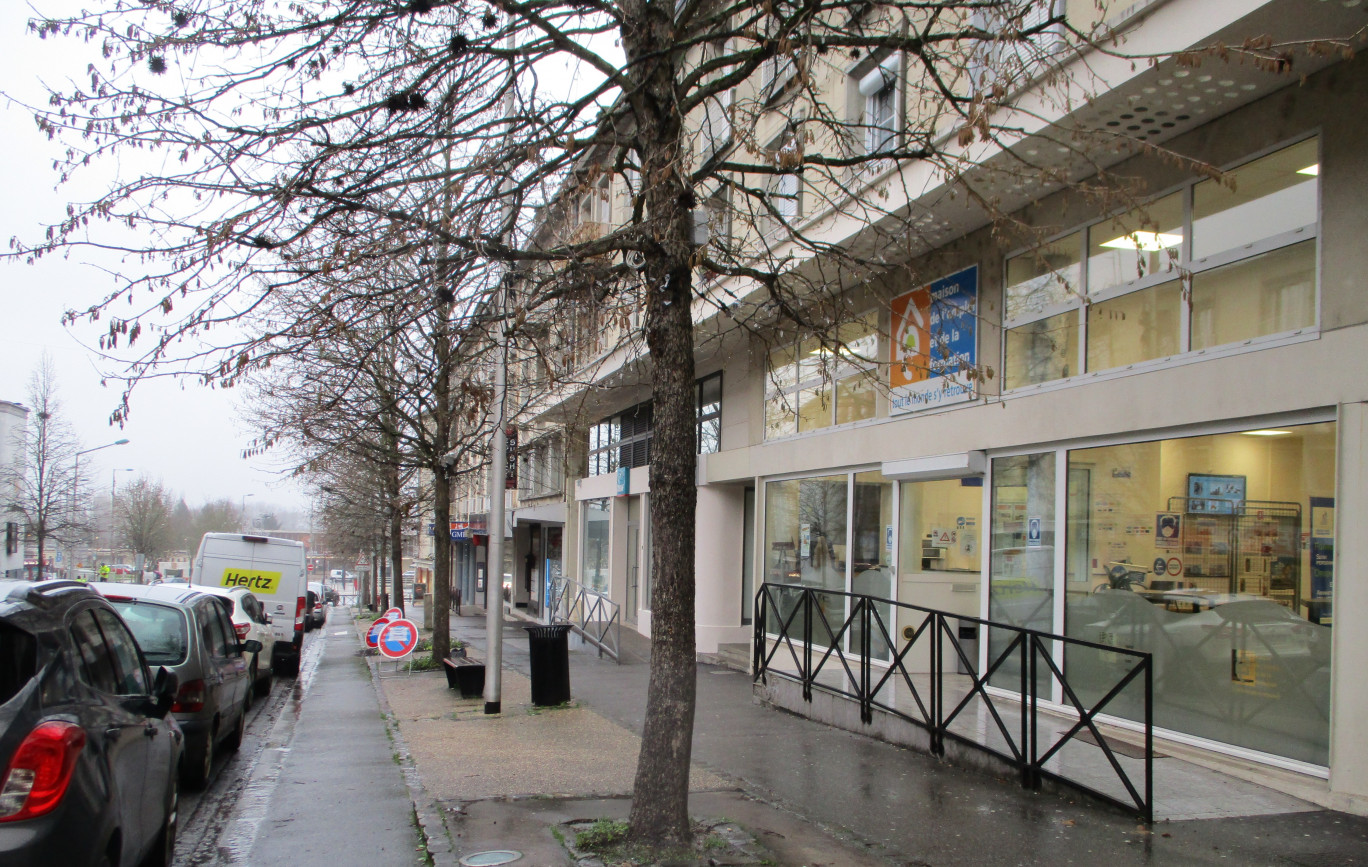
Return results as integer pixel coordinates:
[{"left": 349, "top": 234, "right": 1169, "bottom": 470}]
[
  {"left": 626, "top": 35, "right": 699, "bottom": 839},
  {"left": 390, "top": 472, "right": 404, "bottom": 617},
  {"left": 431, "top": 468, "right": 452, "bottom": 660}
]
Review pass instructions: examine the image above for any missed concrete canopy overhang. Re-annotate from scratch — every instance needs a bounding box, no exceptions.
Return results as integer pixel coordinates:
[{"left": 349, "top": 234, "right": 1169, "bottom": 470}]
[{"left": 882, "top": 451, "right": 986, "bottom": 482}]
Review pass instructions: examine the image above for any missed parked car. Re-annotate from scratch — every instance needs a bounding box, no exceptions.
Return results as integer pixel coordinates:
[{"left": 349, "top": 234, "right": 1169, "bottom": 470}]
[
  {"left": 89, "top": 583, "right": 260, "bottom": 789},
  {"left": 0, "top": 579, "right": 181, "bottom": 867},
  {"left": 306, "top": 581, "right": 327, "bottom": 630},
  {"left": 192, "top": 585, "right": 276, "bottom": 698}
]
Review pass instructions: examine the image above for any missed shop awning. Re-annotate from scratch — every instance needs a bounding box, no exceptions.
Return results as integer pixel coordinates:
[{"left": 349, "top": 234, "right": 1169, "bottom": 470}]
[{"left": 881, "top": 451, "right": 985, "bottom": 482}]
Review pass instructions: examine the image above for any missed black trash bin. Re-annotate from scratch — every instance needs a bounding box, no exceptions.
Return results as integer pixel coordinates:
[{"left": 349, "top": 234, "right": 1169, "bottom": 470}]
[{"left": 524, "top": 624, "right": 572, "bottom": 706}]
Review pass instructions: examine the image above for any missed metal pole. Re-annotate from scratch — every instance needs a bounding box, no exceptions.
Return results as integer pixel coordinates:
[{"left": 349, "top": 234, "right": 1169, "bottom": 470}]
[
  {"left": 68, "top": 439, "right": 128, "bottom": 578},
  {"left": 483, "top": 21, "right": 518, "bottom": 717}
]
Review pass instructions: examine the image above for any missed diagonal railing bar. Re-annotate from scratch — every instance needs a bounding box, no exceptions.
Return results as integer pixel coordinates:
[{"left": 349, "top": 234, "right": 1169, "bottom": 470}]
[
  {"left": 939, "top": 625, "right": 1029, "bottom": 764},
  {"left": 754, "top": 584, "right": 1154, "bottom": 822},
  {"left": 549, "top": 577, "right": 621, "bottom": 662},
  {"left": 1031, "top": 636, "right": 1149, "bottom": 811}
]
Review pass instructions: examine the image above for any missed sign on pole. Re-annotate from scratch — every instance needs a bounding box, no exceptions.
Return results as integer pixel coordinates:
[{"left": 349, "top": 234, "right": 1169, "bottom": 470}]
[
  {"left": 383, "top": 606, "right": 404, "bottom": 621},
  {"left": 378, "top": 618, "right": 419, "bottom": 660}
]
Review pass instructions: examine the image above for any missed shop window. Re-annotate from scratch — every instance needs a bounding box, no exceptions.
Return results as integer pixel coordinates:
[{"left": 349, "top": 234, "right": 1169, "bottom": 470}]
[
  {"left": 987, "top": 452, "right": 1056, "bottom": 693},
  {"left": 764, "top": 312, "right": 879, "bottom": 439},
  {"left": 1061, "top": 422, "right": 1335, "bottom": 766},
  {"left": 581, "top": 498, "right": 611, "bottom": 594},
  {"left": 897, "top": 479, "right": 982, "bottom": 576},
  {"left": 763, "top": 475, "right": 849, "bottom": 649},
  {"left": 1001, "top": 137, "right": 1319, "bottom": 391}
]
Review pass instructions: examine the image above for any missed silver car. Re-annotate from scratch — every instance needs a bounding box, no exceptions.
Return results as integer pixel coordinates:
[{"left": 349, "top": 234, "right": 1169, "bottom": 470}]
[{"left": 89, "top": 583, "right": 260, "bottom": 789}]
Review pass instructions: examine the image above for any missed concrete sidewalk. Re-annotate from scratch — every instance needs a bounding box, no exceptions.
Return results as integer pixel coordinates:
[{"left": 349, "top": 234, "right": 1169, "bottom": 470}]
[{"left": 362, "top": 607, "right": 1368, "bottom": 866}]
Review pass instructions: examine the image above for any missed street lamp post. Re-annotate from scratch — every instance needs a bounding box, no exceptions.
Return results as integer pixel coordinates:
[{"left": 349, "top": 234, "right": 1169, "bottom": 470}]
[
  {"left": 110, "top": 468, "right": 135, "bottom": 570},
  {"left": 66, "top": 439, "right": 129, "bottom": 579},
  {"left": 240, "top": 493, "right": 254, "bottom": 532}
]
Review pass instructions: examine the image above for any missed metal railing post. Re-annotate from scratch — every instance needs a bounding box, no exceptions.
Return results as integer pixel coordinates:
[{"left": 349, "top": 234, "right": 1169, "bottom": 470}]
[{"left": 803, "top": 590, "right": 813, "bottom": 702}]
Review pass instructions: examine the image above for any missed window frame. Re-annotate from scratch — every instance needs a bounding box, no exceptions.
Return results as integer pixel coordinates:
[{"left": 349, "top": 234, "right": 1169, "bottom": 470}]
[{"left": 1002, "top": 134, "right": 1321, "bottom": 392}]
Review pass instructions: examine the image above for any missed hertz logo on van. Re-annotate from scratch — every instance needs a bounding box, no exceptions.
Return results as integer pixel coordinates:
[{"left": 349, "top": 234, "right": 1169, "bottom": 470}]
[{"left": 220, "top": 568, "right": 282, "bottom": 594}]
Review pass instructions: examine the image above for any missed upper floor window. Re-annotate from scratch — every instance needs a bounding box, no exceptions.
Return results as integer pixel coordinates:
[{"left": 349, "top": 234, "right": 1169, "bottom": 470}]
[
  {"left": 856, "top": 54, "right": 900, "bottom": 156},
  {"left": 697, "top": 372, "right": 722, "bottom": 454},
  {"left": 1003, "top": 137, "right": 1319, "bottom": 391},
  {"left": 765, "top": 312, "right": 879, "bottom": 440}
]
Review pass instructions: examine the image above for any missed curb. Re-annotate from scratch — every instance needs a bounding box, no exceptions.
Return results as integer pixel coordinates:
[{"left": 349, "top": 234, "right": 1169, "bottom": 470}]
[{"left": 358, "top": 617, "right": 460, "bottom": 867}]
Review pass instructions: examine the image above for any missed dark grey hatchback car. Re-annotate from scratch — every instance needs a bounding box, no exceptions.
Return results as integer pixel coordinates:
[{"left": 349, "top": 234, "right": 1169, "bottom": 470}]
[{"left": 0, "top": 579, "right": 182, "bottom": 867}]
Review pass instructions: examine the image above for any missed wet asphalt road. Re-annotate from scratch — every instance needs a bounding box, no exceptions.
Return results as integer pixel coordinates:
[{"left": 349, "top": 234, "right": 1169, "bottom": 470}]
[{"left": 172, "top": 608, "right": 420, "bottom": 866}]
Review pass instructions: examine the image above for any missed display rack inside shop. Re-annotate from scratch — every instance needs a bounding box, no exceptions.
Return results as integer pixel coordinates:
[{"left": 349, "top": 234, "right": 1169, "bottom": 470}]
[{"left": 1166, "top": 498, "right": 1302, "bottom": 610}]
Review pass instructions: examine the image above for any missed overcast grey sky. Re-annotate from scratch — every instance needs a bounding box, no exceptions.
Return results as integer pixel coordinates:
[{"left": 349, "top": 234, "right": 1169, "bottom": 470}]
[{"left": 0, "top": 1, "right": 309, "bottom": 515}]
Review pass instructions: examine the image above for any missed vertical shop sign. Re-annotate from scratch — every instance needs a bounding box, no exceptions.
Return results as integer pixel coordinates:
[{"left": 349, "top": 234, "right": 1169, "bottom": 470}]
[
  {"left": 505, "top": 426, "right": 518, "bottom": 490},
  {"left": 889, "top": 265, "right": 978, "bottom": 415},
  {"left": 1309, "top": 496, "right": 1334, "bottom": 619}
]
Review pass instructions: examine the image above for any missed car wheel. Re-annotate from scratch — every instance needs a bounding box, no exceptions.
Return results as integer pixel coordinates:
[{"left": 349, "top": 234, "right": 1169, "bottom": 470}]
[
  {"left": 142, "top": 775, "right": 177, "bottom": 867},
  {"left": 254, "top": 662, "right": 273, "bottom": 697},
  {"left": 225, "top": 699, "right": 247, "bottom": 752},
  {"left": 183, "top": 730, "right": 214, "bottom": 789}
]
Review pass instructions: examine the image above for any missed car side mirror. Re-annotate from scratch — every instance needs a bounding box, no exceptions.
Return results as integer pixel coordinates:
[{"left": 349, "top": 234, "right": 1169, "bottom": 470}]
[
  {"left": 151, "top": 666, "right": 179, "bottom": 718},
  {"left": 239, "top": 639, "right": 263, "bottom": 655}
]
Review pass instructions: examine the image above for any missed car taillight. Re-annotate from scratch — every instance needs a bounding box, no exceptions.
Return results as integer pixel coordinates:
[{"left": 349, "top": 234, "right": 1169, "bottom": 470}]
[
  {"left": 172, "top": 679, "right": 206, "bottom": 713},
  {"left": 0, "top": 721, "right": 86, "bottom": 822},
  {"left": 294, "top": 596, "right": 305, "bottom": 633},
  {"left": 234, "top": 622, "right": 250, "bottom": 640}
]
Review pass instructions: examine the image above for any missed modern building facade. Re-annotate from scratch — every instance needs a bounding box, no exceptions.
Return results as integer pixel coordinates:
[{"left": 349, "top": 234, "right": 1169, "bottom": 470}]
[
  {"left": 481, "top": 0, "right": 1368, "bottom": 815},
  {"left": 0, "top": 400, "right": 28, "bottom": 578}
]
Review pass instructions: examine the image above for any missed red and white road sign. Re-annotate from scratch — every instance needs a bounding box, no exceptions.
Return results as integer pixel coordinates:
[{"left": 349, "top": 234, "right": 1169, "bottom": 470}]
[
  {"left": 365, "top": 617, "right": 391, "bottom": 648},
  {"left": 378, "top": 619, "right": 419, "bottom": 659},
  {"left": 383, "top": 607, "right": 404, "bottom": 621}
]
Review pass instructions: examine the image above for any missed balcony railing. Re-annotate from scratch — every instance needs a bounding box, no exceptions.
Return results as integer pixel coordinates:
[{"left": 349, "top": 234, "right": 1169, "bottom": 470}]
[{"left": 753, "top": 583, "right": 1153, "bottom": 821}]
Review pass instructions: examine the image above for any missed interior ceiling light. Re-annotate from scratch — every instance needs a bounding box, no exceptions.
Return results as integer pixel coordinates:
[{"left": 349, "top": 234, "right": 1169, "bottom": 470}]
[
  {"left": 1100, "top": 231, "right": 1183, "bottom": 251},
  {"left": 1297, "top": 164, "right": 1319, "bottom": 176},
  {"left": 1242, "top": 429, "right": 1292, "bottom": 436}
]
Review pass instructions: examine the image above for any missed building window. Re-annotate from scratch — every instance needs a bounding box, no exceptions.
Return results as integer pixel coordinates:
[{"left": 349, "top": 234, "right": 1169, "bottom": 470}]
[
  {"left": 581, "top": 498, "right": 611, "bottom": 594},
  {"left": 856, "top": 54, "right": 899, "bottom": 155},
  {"left": 764, "top": 312, "right": 879, "bottom": 440},
  {"left": 588, "top": 417, "right": 619, "bottom": 477},
  {"left": 697, "top": 372, "right": 722, "bottom": 454},
  {"left": 1003, "top": 137, "right": 1320, "bottom": 390}
]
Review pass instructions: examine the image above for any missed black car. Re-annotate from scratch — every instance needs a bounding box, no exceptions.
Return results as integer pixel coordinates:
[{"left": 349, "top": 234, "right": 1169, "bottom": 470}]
[{"left": 0, "top": 579, "right": 182, "bottom": 867}]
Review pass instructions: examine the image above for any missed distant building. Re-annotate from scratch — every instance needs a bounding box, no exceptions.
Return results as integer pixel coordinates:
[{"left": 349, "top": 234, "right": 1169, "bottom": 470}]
[{"left": 0, "top": 401, "right": 29, "bottom": 578}]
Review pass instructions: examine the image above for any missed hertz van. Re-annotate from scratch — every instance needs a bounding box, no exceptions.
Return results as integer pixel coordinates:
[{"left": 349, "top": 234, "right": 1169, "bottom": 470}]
[{"left": 192, "top": 533, "right": 308, "bottom": 676}]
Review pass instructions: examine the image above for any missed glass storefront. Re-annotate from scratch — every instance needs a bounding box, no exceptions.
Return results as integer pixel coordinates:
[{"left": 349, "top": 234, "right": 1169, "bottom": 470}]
[
  {"left": 760, "top": 418, "right": 1335, "bottom": 767},
  {"left": 1063, "top": 422, "right": 1334, "bottom": 765},
  {"left": 582, "top": 498, "right": 611, "bottom": 593}
]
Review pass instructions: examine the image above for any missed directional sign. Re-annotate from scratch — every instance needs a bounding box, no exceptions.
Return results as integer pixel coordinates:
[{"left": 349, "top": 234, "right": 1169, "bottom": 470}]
[
  {"left": 365, "top": 617, "right": 392, "bottom": 649},
  {"left": 378, "top": 618, "right": 419, "bottom": 659},
  {"left": 383, "top": 607, "right": 404, "bottom": 621}
]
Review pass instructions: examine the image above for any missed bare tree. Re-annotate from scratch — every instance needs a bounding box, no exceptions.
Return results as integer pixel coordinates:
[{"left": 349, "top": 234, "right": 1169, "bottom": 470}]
[
  {"left": 114, "top": 476, "right": 175, "bottom": 565},
  {"left": 2, "top": 355, "right": 84, "bottom": 577}
]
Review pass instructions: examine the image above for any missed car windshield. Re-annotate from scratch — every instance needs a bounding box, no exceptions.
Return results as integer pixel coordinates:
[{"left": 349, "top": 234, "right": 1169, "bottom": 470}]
[{"left": 107, "top": 601, "right": 190, "bottom": 665}]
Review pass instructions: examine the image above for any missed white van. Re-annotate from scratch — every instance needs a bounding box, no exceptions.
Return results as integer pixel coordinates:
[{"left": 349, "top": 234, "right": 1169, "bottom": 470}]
[{"left": 192, "top": 533, "right": 308, "bottom": 676}]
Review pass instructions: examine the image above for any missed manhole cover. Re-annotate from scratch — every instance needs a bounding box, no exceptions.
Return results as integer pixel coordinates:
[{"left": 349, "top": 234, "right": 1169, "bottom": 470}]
[{"left": 460, "top": 851, "right": 523, "bottom": 866}]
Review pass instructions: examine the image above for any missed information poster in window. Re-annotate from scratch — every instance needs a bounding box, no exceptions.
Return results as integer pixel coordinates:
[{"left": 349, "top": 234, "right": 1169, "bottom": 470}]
[{"left": 889, "top": 265, "right": 978, "bottom": 415}]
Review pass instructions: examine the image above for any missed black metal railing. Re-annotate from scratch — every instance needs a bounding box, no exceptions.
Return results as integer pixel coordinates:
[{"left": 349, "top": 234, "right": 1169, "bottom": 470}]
[
  {"left": 548, "top": 576, "right": 621, "bottom": 662},
  {"left": 753, "top": 583, "right": 1153, "bottom": 822}
]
